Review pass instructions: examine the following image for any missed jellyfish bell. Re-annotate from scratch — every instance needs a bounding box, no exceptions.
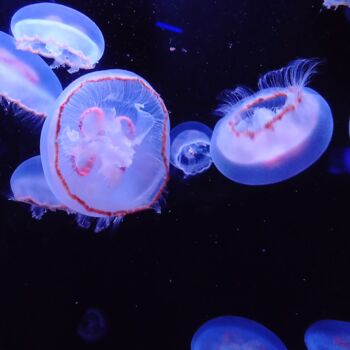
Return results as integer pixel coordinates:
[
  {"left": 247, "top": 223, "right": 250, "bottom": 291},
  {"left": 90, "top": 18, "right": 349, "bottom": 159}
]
[
  {"left": 10, "top": 155, "right": 123, "bottom": 233},
  {"left": 322, "top": 0, "right": 350, "bottom": 10},
  {"left": 170, "top": 121, "right": 212, "bottom": 176},
  {"left": 191, "top": 316, "right": 287, "bottom": 350},
  {"left": 305, "top": 319, "right": 350, "bottom": 350},
  {"left": 40, "top": 69, "right": 170, "bottom": 219},
  {"left": 11, "top": 2, "right": 105, "bottom": 73},
  {"left": 211, "top": 58, "right": 333, "bottom": 185},
  {"left": 0, "top": 31, "right": 62, "bottom": 119}
]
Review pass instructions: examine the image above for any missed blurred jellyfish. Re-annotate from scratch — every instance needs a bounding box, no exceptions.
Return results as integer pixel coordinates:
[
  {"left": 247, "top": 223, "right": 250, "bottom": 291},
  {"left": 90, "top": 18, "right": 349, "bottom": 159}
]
[
  {"left": 170, "top": 121, "right": 212, "bottom": 176},
  {"left": 0, "top": 31, "right": 62, "bottom": 118},
  {"left": 40, "top": 69, "right": 170, "bottom": 221},
  {"left": 77, "top": 308, "right": 108, "bottom": 343},
  {"left": 191, "top": 316, "right": 287, "bottom": 350},
  {"left": 305, "top": 319, "right": 350, "bottom": 349},
  {"left": 10, "top": 155, "right": 67, "bottom": 220},
  {"left": 11, "top": 2, "right": 105, "bottom": 73},
  {"left": 211, "top": 58, "right": 333, "bottom": 185},
  {"left": 323, "top": 0, "right": 350, "bottom": 9},
  {"left": 328, "top": 147, "right": 350, "bottom": 174}
]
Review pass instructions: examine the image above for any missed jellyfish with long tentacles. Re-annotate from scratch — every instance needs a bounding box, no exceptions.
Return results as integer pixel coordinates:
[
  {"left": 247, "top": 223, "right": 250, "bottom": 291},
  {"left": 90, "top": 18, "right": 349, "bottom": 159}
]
[{"left": 211, "top": 58, "right": 333, "bottom": 185}]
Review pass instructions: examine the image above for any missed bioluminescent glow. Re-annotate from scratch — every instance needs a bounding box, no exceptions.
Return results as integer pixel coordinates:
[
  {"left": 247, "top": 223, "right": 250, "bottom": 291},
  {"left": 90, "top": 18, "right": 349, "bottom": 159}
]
[{"left": 155, "top": 21, "right": 184, "bottom": 34}]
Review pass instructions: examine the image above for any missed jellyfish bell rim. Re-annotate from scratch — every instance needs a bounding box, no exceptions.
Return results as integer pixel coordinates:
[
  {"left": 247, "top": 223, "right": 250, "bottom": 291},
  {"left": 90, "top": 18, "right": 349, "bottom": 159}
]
[
  {"left": 210, "top": 86, "right": 333, "bottom": 185},
  {"left": 170, "top": 121, "right": 213, "bottom": 142},
  {"left": 40, "top": 69, "right": 170, "bottom": 218},
  {"left": 191, "top": 315, "right": 287, "bottom": 350}
]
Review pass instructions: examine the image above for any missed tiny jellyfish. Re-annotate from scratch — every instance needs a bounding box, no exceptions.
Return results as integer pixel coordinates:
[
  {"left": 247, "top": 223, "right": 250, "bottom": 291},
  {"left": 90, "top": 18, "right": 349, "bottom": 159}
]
[
  {"left": 0, "top": 31, "right": 62, "bottom": 118},
  {"left": 328, "top": 147, "right": 350, "bottom": 174},
  {"left": 211, "top": 59, "right": 333, "bottom": 185},
  {"left": 40, "top": 69, "right": 170, "bottom": 220},
  {"left": 191, "top": 316, "right": 287, "bottom": 350},
  {"left": 11, "top": 2, "right": 105, "bottom": 73},
  {"left": 305, "top": 319, "right": 350, "bottom": 349},
  {"left": 77, "top": 308, "right": 108, "bottom": 343},
  {"left": 323, "top": 0, "right": 350, "bottom": 9},
  {"left": 170, "top": 121, "right": 212, "bottom": 176},
  {"left": 10, "top": 155, "right": 67, "bottom": 220}
]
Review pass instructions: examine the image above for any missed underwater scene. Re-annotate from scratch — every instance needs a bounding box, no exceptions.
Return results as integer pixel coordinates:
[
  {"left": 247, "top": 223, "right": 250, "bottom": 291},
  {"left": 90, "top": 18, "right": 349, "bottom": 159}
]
[{"left": 0, "top": 0, "right": 350, "bottom": 349}]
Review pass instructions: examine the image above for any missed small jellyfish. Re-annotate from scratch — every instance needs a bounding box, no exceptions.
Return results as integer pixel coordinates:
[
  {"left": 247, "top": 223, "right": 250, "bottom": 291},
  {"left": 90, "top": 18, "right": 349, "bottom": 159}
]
[
  {"left": 191, "top": 316, "right": 287, "bottom": 350},
  {"left": 11, "top": 2, "right": 105, "bottom": 73},
  {"left": 0, "top": 31, "right": 62, "bottom": 118},
  {"left": 323, "top": 0, "right": 350, "bottom": 9},
  {"left": 211, "top": 59, "right": 333, "bottom": 185},
  {"left": 170, "top": 121, "right": 212, "bottom": 176},
  {"left": 40, "top": 69, "right": 170, "bottom": 219},
  {"left": 328, "top": 147, "right": 350, "bottom": 174},
  {"left": 77, "top": 308, "right": 108, "bottom": 343},
  {"left": 305, "top": 319, "right": 350, "bottom": 349},
  {"left": 10, "top": 155, "right": 67, "bottom": 220}
]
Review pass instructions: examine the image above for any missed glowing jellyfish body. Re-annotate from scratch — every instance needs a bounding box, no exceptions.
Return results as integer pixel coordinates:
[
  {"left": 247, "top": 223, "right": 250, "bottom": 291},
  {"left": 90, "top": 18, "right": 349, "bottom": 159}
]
[
  {"left": 323, "top": 0, "right": 350, "bottom": 9},
  {"left": 77, "top": 308, "right": 108, "bottom": 343},
  {"left": 211, "top": 59, "right": 333, "bottom": 185},
  {"left": 40, "top": 69, "right": 170, "bottom": 220},
  {"left": 0, "top": 31, "right": 62, "bottom": 118},
  {"left": 305, "top": 320, "right": 350, "bottom": 349},
  {"left": 10, "top": 155, "right": 66, "bottom": 219},
  {"left": 11, "top": 2, "right": 105, "bottom": 73},
  {"left": 170, "top": 121, "right": 212, "bottom": 176},
  {"left": 191, "top": 316, "right": 287, "bottom": 350}
]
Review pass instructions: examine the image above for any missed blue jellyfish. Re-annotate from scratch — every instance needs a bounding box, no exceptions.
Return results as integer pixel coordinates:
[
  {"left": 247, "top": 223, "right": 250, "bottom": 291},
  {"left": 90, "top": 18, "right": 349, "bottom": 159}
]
[
  {"left": 210, "top": 59, "right": 333, "bottom": 185},
  {"left": 40, "top": 69, "right": 170, "bottom": 220},
  {"left": 323, "top": 0, "right": 350, "bottom": 9},
  {"left": 11, "top": 2, "right": 105, "bottom": 73},
  {"left": 170, "top": 121, "right": 212, "bottom": 176},
  {"left": 10, "top": 155, "right": 67, "bottom": 220},
  {"left": 328, "top": 147, "right": 350, "bottom": 174},
  {"left": 77, "top": 308, "right": 108, "bottom": 343},
  {"left": 191, "top": 316, "right": 287, "bottom": 350},
  {"left": 0, "top": 31, "right": 62, "bottom": 118},
  {"left": 305, "top": 319, "right": 350, "bottom": 349}
]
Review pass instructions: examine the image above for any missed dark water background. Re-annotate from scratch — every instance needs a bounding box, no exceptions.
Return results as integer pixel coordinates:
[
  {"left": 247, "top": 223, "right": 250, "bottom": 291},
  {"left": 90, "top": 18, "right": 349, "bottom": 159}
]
[{"left": 0, "top": 0, "right": 350, "bottom": 349}]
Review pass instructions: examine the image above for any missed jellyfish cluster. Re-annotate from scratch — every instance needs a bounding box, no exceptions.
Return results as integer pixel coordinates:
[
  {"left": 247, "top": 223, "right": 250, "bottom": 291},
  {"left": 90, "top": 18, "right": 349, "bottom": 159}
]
[{"left": 0, "top": 1, "right": 335, "bottom": 233}]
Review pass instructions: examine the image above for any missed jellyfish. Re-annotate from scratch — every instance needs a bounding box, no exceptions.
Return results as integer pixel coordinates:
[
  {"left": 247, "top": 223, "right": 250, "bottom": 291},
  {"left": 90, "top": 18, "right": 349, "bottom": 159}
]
[
  {"left": 0, "top": 31, "right": 62, "bottom": 118},
  {"left": 11, "top": 2, "right": 105, "bottom": 73},
  {"left": 10, "top": 155, "right": 67, "bottom": 220},
  {"left": 210, "top": 58, "right": 333, "bottom": 185},
  {"left": 77, "top": 308, "right": 108, "bottom": 343},
  {"left": 191, "top": 316, "right": 287, "bottom": 350},
  {"left": 323, "top": 0, "right": 350, "bottom": 9},
  {"left": 40, "top": 69, "right": 170, "bottom": 220},
  {"left": 328, "top": 147, "right": 350, "bottom": 174},
  {"left": 305, "top": 319, "right": 350, "bottom": 349},
  {"left": 10, "top": 155, "right": 122, "bottom": 232},
  {"left": 170, "top": 121, "right": 212, "bottom": 176}
]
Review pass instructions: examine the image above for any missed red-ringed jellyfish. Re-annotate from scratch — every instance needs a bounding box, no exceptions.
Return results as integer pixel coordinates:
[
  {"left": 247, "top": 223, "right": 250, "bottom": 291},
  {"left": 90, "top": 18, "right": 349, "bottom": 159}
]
[
  {"left": 40, "top": 69, "right": 170, "bottom": 220},
  {"left": 323, "top": 0, "right": 350, "bottom": 9},
  {"left": 170, "top": 121, "right": 212, "bottom": 176},
  {"left": 191, "top": 316, "right": 287, "bottom": 350},
  {"left": 10, "top": 155, "right": 123, "bottom": 233},
  {"left": 0, "top": 31, "right": 62, "bottom": 118},
  {"left": 11, "top": 2, "right": 105, "bottom": 73},
  {"left": 305, "top": 319, "right": 350, "bottom": 349},
  {"left": 210, "top": 58, "right": 333, "bottom": 185}
]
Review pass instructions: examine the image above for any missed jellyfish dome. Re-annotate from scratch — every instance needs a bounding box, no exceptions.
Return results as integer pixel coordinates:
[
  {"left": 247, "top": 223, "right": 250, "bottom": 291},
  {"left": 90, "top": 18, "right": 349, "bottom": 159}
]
[
  {"left": 305, "top": 319, "right": 350, "bottom": 350},
  {"left": 211, "top": 59, "right": 333, "bottom": 185},
  {"left": 170, "top": 121, "right": 212, "bottom": 176},
  {"left": 10, "top": 155, "right": 67, "bottom": 219},
  {"left": 40, "top": 69, "right": 170, "bottom": 218},
  {"left": 0, "top": 31, "right": 62, "bottom": 118},
  {"left": 11, "top": 2, "right": 105, "bottom": 73},
  {"left": 323, "top": 0, "right": 350, "bottom": 9},
  {"left": 191, "top": 316, "right": 287, "bottom": 350}
]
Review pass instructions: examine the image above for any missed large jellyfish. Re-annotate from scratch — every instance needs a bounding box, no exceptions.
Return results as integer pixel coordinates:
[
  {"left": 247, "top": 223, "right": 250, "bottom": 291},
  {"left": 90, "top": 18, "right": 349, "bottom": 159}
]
[
  {"left": 11, "top": 2, "right": 105, "bottom": 73},
  {"left": 211, "top": 59, "right": 333, "bottom": 185},
  {"left": 305, "top": 319, "right": 350, "bottom": 349},
  {"left": 323, "top": 0, "right": 350, "bottom": 9},
  {"left": 191, "top": 316, "right": 287, "bottom": 350},
  {"left": 170, "top": 121, "right": 212, "bottom": 176},
  {"left": 40, "top": 69, "right": 170, "bottom": 219},
  {"left": 0, "top": 31, "right": 62, "bottom": 118}
]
